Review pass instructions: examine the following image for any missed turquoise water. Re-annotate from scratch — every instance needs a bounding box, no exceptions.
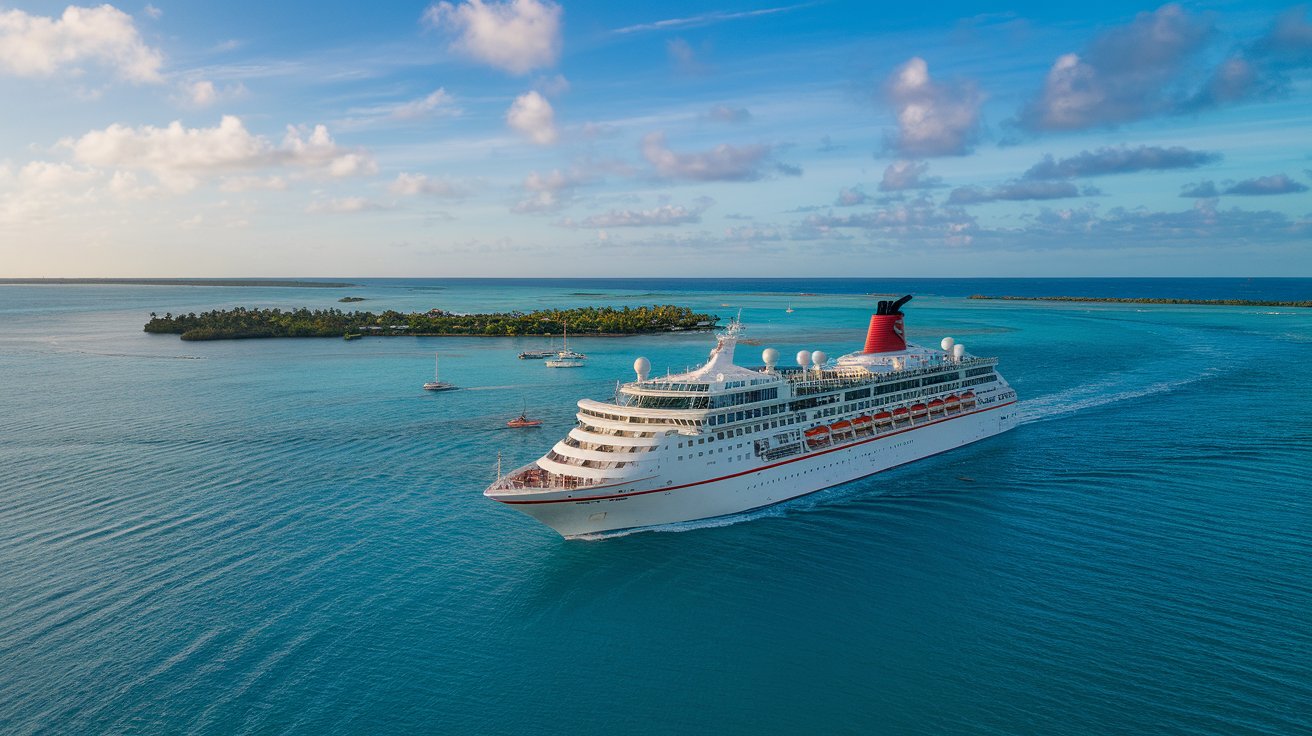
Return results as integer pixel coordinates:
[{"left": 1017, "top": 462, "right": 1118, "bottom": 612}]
[{"left": 1, "top": 279, "right": 1309, "bottom": 734}]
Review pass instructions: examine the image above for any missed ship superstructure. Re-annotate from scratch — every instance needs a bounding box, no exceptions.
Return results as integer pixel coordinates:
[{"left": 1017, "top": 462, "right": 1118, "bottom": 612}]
[{"left": 485, "top": 296, "right": 1018, "bottom": 537}]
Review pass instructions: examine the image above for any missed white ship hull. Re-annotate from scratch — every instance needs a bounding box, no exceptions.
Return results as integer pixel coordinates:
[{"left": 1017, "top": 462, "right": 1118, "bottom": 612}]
[{"left": 496, "top": 400, "right": 1018, "bottom": 537}]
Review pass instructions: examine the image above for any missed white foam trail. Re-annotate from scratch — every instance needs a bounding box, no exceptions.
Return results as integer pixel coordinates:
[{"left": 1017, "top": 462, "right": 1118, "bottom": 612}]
[
  {"left": 573, "top": 505, "right": 794, "bottom": 541},
  {"left": 1015, "top": 370, "right": 1215, "bottom": 426}
]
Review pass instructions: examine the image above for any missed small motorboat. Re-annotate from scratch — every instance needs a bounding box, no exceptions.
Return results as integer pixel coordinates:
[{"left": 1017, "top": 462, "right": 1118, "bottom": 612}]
[{"left": 507, "top": 413, "right": 542, "bottom": 428}]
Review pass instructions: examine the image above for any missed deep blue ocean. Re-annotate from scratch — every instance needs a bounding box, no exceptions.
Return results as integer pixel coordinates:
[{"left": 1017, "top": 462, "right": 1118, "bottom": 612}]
[{"left": 1, "top": 278, "right": 1309, "bottom": 734}]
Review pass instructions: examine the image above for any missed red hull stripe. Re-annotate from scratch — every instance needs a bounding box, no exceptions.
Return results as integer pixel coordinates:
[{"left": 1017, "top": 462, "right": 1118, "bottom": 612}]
[{"left": 497, "top": 400, "right": 1016, "bottom": 505}]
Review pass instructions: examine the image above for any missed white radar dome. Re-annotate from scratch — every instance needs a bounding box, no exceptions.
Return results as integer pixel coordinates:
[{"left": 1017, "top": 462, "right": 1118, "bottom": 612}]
[
  {"left": 762, "top": 348, "right": 780, "bottom": 369},
  {"left": 941, "top": 337, "right": 955, "bottom": 352},
  {"left": 633, "top": 356, "right": 650, "bottom": 380},
  {"left": 952, "top": 344, "right": 965, "bottom": 360},
  {"left": 796, "top": 350, "right": 811, "bottom": 368},
  {"left": 811, "top": 350, "right": 828, "bottom": 368}
]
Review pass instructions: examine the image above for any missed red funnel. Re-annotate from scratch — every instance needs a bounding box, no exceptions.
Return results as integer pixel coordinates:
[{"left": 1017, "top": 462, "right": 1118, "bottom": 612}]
[{"left": 863, "top": 314, "right": 906, "bottom": 353}]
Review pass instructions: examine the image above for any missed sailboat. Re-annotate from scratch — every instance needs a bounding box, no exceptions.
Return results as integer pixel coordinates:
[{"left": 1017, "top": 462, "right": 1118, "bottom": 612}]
[
  {"left": 544, "top": 322, "right": 586, "bottom": 368},
  {"left": 785, "top": 303, "right": 794, "bottom": 314},
  {"left": 423, "top": 353, "right": 458, "bottom": 391}
]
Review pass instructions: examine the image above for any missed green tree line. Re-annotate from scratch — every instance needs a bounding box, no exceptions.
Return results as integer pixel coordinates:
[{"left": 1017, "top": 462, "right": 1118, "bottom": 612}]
[{"left": 144, "top": 305, "right": 719, "bottom": 340}]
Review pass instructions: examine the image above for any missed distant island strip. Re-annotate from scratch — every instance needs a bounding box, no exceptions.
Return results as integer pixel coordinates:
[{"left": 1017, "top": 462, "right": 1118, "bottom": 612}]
[
  {"left": 1, "top": 278, "right": 356, "bottom": 288},
  {"left": 969, "top": 295, "right": 1310, "bottom": 308},
  {"left": 144, "top": 305, "right": 719, "bottom": 341}
]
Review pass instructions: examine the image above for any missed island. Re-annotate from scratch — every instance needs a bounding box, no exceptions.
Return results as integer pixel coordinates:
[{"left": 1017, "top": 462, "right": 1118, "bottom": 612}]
[
  {"left": 1, "top": 278, "right": 356, "bottom": 288},
  {"left": 144, "top": 305, "right": 719, "bottom": 341},
  {"left": 969, "top": 295, "right": 1311, "bottom": 308},
  {"left": 338, "top": 296, "right": 367, "bottom": 303}
]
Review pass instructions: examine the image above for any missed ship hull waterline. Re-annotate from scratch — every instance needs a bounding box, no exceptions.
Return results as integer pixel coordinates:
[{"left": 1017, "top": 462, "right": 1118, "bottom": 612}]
[{"left": 490, "top": 400, "right": 1018, "bottom": 538}]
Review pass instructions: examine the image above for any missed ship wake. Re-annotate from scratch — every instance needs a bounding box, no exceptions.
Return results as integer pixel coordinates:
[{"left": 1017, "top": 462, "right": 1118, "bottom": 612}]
[{"left": 1015, "top": 369, "right": 1217, "bottom": 426}]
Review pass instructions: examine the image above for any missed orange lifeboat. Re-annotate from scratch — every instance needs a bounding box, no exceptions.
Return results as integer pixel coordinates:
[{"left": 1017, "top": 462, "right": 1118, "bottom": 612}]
[
  {"left": 961, "top": 390, "right": 977, "bottom": 407},
  {"left": 928, "top": 398, "right": 945, "bottom": 414},
  {"left": 804, "top": 425, "right": 831, "bottom": 448},
  {"left": 892, "top": 407, "right": 910, "bottom": 423},
  {"left": 873, "top": 411, "right": 893, "bottom": 426},
  {"left": 831, "top": 419, "right": 854, "bottom": 439},
  {"left": 945, "top": 394, "right": 960, "bottom": 407},
  {"left": 910, "top": 403, "right": 928, "bottom": 418}
]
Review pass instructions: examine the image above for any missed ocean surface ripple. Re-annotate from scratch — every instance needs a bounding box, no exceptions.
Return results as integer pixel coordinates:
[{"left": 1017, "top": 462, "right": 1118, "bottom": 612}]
[{"left": 1, "top": 278, "right": 1309, "bottom": 735}]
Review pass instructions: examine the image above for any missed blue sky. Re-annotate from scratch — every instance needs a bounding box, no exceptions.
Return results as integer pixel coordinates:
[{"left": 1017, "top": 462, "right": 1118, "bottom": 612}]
[{"left": 1, "top": 0, "right": 1309, "bottom": 277}]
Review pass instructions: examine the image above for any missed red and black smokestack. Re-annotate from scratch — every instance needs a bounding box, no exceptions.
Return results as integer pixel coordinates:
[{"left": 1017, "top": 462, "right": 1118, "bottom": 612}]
[{"left": 864, "top": 295, "right": 912, "bottom": 353}]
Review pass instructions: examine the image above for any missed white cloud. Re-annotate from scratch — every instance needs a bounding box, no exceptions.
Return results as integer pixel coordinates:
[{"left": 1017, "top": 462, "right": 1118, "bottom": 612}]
[
  {"left": 389, "top": 172, "right": 468, "bottom": 197},
  {"left": 306, "top": 197, "right": 387, "bottom": 214},
  {"left": 219, "top": 175, "right": 288, "bottom": 192},
  {"left": 535, "top": 73, "right": 569, "bottom": 96},
  {"left": 885, "top": 57, "right": 982, "bottom": 157},
  {"left": 184, "top": 79, "right": 246, "bottom": 108},
  {"left": 558, "top": 199, "right": 711, "bottom": 228},
  {"left": 506, "top": 90, "right": 557, "bottom": 145},
  {"left": 513, "top": 167, "right": 591, "bottom": 212},
  {"left": 143, "top": 5, "right": 162, "bottom": 20},
  {"left": 424, "top": 0, "right": 561, "bottom": 75},
  {"left": 18, "top": 160, "right": 98, "bottom": 190},
  {"left": 64, "top": 115, "right": 375, "bottom": 190},
  {"left": 666, "top": 38, "right": 705, "bottom": 74},
  {"left": 392, "top": 88, "right": 458, "bottom": 120},
  {"left": 0, "top": 4, "right": 163, "bottom": 83},
  {"left": 879, "top": 160, "right": 941, "bottom": 191},
  {"left": 641, "top": 131, "right": 777, "bottom": 181}
]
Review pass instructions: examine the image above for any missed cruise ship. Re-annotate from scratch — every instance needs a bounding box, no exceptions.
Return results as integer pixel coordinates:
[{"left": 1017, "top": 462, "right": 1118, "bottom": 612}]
[{"left": 485, "top": 296, "right": 1018, "bottom": 537}]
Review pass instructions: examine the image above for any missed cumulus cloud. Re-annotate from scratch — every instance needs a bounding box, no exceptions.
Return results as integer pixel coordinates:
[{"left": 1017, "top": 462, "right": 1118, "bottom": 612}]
[
  {"left": 641, "top": 131, "right": 787, "bottom": 181},
  {"left": 392, "top": 88, "right": 459, "bottom": 120},
  {"left": 1188, "top": 7, "right": 1312, "bottom": 110},
  {"left": 388, "top": 172, "right": 468, "bottom": 197},
  {"left": 706, "top": 105, "right": 751, "bottom": 124},
  {"left": 948, "top": 180, "right": 1085, "bottom": 205},
  {"left": 1014, "top": 4, "right": 1218, "bottom": 131},
  {"left": 835, "top": 187, "right": 868, "bottom": 206},
  {"left": 184, "top": 79, "right": 246, "bottom": 108},
  {"left": 558, "top": 199, "right": 711, "bottom": 228},
  {"left": 0, "top": 4, "right": 164, "bottom": 82},
  {"left": 423, "top": 0, "right": 561, "bottom": 75},
  {"left": 1179, "top": 180, "right": 1218, "bottom": 198},
  {"left": 1223, "top": 174, "right": 1309, "bottom": 195},
  {"left": 799, "top": 197, "right": 979, "bottom": 245},
  {"left": 884, "top": 57, "right": 982, "bottom": 157},
  {"left": 879, "top": 160, "right": 942, "bottom": 191},
  {"left": 506, "top": 90, "right": 557, "bottom": 145},
  {"left": 512, "top": 167, "right": 592, "bottom": 213},
  {"left": 1022, "top": 145, "right": 1221, "bottom": 180},
  {"left": 219, "top": 175, "right": 288, "bottom": 192},
  {"left": 64, "top": 115, "right": 375, "bottom": 190}
]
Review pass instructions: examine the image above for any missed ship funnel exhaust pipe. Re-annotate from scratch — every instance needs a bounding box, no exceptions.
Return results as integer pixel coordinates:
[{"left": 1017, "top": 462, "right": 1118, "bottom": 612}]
[{"left": 864, "top": 294, "right": 911, "bottom": 353}]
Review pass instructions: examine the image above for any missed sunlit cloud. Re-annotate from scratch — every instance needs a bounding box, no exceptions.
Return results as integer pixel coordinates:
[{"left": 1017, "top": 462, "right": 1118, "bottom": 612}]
[
  {"left": 884, "top": 57, "right": 982, "bottom": 157},
  {"left": 0, "top": 4, "right": 163, "bottom": 83},
  {"left": 423, "top": 0, "right": 562, "bottom": 75},
  {"left": 506, "top": 90, "right": 557, "bottom": 145}
]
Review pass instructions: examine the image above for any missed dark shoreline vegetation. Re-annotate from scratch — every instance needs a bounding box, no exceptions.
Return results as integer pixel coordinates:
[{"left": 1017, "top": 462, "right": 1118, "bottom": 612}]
[
  {"left": 1, "top": 278, "right": 356, "bottom": 288},
  {"left": 970, "top": 295, "right": 1311, "bottom": 308},
  {"left": 338, "top": 296, "right": 366, "bottom": 302},
  {"left": 144, "top": 305, "right": 719, "bottom": 341}
]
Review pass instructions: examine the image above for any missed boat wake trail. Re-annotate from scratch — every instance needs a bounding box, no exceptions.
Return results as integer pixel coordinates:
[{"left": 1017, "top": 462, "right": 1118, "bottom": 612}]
[
  {"left": 1015, "top": 370, "right": 1216, "bottom": 426},
  {"left": 573, "top": 506, "right": 793, "bottom": 541}
]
